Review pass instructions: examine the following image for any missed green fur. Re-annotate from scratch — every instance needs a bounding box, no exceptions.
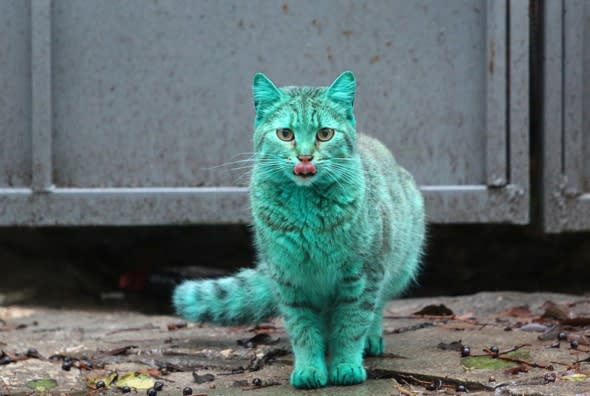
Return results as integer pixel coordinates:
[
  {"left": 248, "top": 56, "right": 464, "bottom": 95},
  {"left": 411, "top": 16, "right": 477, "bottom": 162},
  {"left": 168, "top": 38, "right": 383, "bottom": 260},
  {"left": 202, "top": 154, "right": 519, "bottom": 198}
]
[{"left": 173, "top": 71, "right": 425, "bottom": 389}]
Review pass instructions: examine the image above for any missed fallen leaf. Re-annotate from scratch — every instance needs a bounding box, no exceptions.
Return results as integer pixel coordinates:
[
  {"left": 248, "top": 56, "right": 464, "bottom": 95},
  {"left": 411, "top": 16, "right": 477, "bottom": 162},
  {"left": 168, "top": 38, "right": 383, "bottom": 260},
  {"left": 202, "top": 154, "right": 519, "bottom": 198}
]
[
  {"left": 463, "top": 355, "right": 519, "bottom": 370},
  {"left": 104, "top": 372, "right": 119, "bottom": 386},
  {"left": 26, "top": 379, "right": 58, "bottom": 392},
  {"left": 413, "top": 304, "right": 454, "bottom": 316},
  {"left": 462, "top": 349, "right": 531, "bottom": 370},
  {"left": 115, "top": 372, "right": 156, "bottom": 389},
  {"left": 192, "top": 372, "right": 215, "bottom": 384},
  {"left": 561, "top": 373, "right": 587, "bottom": 381},
  {"left": 86, "top": 372, "right": 118, "bottom": 388},
  {"left": 500, "top": 305, "right": 533, "bottom": 318},
  {"left": 246, "top": 347, "right": 290, "bottom": 371},
  {"left": 541, "top": 301, "right": 572, "bottom": 321}
]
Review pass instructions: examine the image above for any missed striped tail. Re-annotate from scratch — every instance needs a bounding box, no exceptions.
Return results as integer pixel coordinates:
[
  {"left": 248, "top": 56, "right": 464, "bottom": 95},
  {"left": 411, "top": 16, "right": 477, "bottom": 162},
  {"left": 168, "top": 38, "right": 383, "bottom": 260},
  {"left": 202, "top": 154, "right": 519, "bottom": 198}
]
[{"left": 172, "top": 268, "right": 278, "bottom": 326}]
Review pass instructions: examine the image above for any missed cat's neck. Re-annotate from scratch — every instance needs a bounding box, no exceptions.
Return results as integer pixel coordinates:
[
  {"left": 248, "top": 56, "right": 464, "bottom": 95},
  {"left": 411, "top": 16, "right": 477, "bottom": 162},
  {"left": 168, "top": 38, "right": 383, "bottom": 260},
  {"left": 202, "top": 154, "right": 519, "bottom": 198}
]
[
  {"left": 256, "top": 173, "right": 363, "bottom": 205},
  {"left": 251, "top": 171, "right": 366, "bottom": 233}
]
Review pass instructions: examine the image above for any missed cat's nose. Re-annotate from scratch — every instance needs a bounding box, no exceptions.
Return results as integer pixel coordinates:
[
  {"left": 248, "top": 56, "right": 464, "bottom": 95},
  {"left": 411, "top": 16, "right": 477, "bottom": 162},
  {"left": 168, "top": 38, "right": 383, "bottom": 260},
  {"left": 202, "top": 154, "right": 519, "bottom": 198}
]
[{"left": 294, "top": 154, "right": 316, "bottom": 177}]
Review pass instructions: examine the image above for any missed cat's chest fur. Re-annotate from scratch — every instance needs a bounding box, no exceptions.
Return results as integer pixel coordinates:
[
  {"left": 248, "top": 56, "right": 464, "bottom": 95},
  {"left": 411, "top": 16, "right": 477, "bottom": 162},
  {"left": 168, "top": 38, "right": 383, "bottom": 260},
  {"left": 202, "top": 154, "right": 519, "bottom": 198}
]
[{"left": 252, "top": 182, "right": 370, "bottom": 293}]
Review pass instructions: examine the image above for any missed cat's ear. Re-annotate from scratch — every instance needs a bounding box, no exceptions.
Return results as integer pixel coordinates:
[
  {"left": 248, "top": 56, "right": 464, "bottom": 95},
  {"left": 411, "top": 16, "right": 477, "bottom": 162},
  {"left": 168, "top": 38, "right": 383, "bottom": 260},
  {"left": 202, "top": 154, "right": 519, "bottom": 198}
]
[
  {"left": 252, "top": 73, "right": 283, "bottom": 121},
  {"left": 326, "top": 71, "right": 356, "bottom": 109}
]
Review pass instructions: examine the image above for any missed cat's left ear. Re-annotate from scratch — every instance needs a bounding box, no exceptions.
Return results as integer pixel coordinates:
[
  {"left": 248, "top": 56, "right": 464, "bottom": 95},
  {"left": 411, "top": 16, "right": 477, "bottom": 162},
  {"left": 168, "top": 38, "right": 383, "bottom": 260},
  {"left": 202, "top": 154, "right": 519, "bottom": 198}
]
[
  {"left": 252, "top": 73, "right": 283, "bottom": 124},
  {"left": 326, "top": 71, "right": 356, "bottom": 109}
]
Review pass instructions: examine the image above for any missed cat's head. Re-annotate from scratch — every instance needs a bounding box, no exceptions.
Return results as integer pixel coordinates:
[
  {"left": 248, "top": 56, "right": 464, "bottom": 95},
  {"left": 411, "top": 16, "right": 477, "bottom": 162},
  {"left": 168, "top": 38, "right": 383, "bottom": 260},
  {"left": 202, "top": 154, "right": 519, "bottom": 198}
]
[{"left": 251, "top": 71, "right": 358, "bottom": 186}]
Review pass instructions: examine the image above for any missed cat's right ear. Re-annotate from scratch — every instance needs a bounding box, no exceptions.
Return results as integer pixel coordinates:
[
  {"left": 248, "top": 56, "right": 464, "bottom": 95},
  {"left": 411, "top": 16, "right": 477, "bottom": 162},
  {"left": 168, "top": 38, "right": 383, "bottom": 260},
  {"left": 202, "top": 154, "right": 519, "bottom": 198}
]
[{"left": 252, "top": 73, "right": 282, "bottom": 124}]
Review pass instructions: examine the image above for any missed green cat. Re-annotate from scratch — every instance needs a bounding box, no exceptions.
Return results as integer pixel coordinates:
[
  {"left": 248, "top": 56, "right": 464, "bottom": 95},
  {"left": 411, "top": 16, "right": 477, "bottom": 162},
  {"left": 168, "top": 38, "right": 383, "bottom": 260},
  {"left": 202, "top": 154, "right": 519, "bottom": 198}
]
[{"left": 173, "top": 71, "right": 425, "bottom": 389}]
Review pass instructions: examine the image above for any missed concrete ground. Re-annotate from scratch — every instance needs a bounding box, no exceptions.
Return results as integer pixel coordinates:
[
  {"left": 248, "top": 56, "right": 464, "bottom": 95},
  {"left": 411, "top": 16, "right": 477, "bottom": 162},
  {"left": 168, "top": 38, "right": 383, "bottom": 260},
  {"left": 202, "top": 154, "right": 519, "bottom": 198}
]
[{"left": 1, "top": 292, "right": 589, "bottom": 395}]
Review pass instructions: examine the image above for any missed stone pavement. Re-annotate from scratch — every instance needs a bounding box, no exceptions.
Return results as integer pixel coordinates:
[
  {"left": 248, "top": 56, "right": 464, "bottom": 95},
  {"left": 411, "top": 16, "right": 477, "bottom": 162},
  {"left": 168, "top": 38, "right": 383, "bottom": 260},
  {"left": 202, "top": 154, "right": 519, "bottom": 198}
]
[{"left": 1, "top": 292, "right": 589, "bottom": 395}]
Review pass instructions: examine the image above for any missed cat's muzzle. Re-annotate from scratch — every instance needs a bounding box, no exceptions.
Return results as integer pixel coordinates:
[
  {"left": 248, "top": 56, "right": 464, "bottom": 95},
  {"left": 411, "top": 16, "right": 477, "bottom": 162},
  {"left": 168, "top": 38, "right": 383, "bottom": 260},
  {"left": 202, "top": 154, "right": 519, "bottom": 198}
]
[{"left": 293, "top": 160, "right": 317, "bottom": 177}]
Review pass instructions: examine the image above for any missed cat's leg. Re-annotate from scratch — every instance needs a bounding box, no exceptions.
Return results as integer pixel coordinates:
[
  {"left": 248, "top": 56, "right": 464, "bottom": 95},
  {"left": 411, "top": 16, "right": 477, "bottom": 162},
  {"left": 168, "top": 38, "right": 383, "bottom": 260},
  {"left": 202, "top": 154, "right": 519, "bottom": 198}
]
[
  {"left": 364, "top": 300, "right": 385, "bottom": 356},
  {"left": 328, "top": 273, "right": 378, "bottom": 385},
  {"left": 277, "top": 288, "right": 328, "bottom": 389}
]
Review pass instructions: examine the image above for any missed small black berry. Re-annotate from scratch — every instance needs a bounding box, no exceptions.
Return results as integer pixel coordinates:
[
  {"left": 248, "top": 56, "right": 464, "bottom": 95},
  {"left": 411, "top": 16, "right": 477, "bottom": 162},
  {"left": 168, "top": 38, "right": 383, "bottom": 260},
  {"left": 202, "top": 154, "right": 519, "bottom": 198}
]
[
  {"left": 146, "top": 387, "right": 157, "bottom": 396},
  {"left": 153, "top": 381, "right": 164, "bottom": 391},
  {"left": 456, "top": 384, "right": 467, "bottom": 392},
  {"left": 182, "top": 387, "right": 193, "bottom": 396},
  {"left": 61, "top": 361, "right": 72, "bottom": 371},
  {"left": 64, "top": 356, "right": 72, "bottom": 363},
  {"left": 460, "top": 345, "right": 471, "bottom": 357},
  {"left": 252, "top": 378, "right": 262, "bottom": 387},
  {"left": 0, "top": 356, "right": 11, "bottom": 365},
  {"left": 490, "top": 346, "right": 499, "bottom": 355},
  {"left": 121, "top": 386, "right": 131, "bottom": 393},
  {"left": 424, "top": 379, "right": 442, "bottom": 391},
  {"left": 26, "top": 348, "right": 39, "bottom": 358},
  {"left": 558, "top": 332, "right": 567, "bottom": 340},
  {"left": 95, "top": 381, "right": 106, "bottom": 389},
  {"left": 570, "top": 340, "right": 579, "bottom": 349}
]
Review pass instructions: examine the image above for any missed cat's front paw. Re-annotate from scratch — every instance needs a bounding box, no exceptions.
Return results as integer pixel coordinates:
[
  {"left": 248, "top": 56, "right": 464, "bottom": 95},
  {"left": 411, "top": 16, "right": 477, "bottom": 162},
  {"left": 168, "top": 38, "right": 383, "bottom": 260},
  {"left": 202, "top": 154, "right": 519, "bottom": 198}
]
[
  {"left": 364, "top": 335, "right": 384, "bottom": 356},
  {"left": 329, "top": 363, "right": 367, "bottom": 386},
  {"left": 290, "top": 366, "right": 328, "bottom": 389}
]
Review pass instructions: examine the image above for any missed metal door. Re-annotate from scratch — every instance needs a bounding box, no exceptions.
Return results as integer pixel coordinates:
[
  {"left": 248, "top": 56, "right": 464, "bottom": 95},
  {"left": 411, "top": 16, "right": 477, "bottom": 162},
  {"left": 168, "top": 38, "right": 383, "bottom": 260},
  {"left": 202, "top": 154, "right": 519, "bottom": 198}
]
[
  {"left": 0, "top": 0, "right": 529, "bottom": 225},
  {"left": 542, "top": 0, "right": 590, "bottom": 232}
]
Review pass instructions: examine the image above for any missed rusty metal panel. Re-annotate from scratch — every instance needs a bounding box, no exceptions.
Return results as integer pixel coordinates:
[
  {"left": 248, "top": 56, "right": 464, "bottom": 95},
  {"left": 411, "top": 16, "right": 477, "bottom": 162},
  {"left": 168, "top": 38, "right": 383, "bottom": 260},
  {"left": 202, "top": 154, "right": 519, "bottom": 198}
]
[
  {"left": 0, "top": 0, "right": 529, "bottom": 225},
  {"left": 541, "top": 0, "right": 590, "bottom": 232},
  {"left": 50, "top": 0, "right": 491, "bottom": 188},
  {"left": 0, "top": 1, "right": 31, "bottom": 188}
]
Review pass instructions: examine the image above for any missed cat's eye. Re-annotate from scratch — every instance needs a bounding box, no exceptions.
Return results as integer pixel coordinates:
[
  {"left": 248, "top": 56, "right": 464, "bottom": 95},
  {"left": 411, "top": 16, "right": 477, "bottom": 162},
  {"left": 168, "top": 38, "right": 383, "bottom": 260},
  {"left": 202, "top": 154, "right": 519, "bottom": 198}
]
[
  {"left": 317, "top": 128, "right": 335, "bottom": 142},
  {"left": 276, "top": 128, "right": 294, "bottom": 141}
]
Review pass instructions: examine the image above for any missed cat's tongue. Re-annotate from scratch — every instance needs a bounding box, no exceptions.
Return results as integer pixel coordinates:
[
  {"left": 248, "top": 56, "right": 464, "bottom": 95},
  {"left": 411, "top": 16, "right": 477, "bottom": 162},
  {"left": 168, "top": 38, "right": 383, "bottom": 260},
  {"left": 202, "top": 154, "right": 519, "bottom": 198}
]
[{"left": 293, "top": 161, "right": 317, "bottom": 177}]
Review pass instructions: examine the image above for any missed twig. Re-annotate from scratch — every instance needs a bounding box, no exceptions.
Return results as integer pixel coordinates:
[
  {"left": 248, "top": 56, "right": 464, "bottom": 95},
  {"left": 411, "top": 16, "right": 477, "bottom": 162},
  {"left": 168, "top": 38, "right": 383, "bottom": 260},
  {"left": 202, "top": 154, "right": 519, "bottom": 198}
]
[
  {"left": 406, "top": 375, "right": 431, "bottom": 386},
  {"left": 384, "top": 314, "right": 455, "bottom": 321},
  {"left": 392, "top": 381, "right": 415, "bottom": 396},
  {"left": 106, "top": 324, "right": 158, "bottom": 335},
  {"left": 477, "top": 344, "right": 553, "bottom": 370},
  {"left": 493, "top": 355, "right": 553, "bottom": 370},
  {"left": 471, "top": 343, "right": 531, "bottom": 357}
]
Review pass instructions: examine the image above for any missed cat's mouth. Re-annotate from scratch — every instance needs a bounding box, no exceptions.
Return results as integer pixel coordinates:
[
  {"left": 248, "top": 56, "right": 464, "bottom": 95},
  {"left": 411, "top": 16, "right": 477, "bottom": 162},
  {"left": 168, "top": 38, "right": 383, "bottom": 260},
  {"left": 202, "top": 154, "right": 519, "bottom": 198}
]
[{"left": 293, "top": 161, "right": 317, "bottom": 178}]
